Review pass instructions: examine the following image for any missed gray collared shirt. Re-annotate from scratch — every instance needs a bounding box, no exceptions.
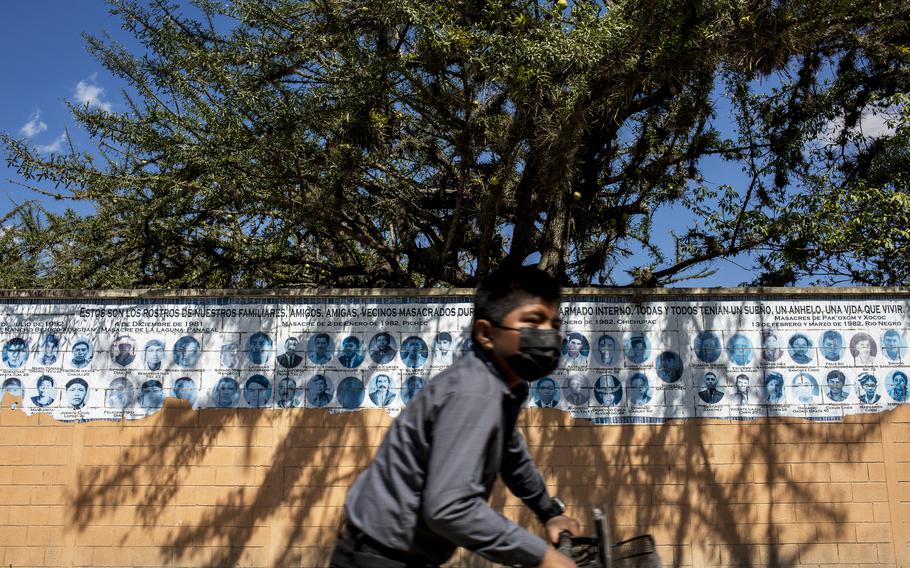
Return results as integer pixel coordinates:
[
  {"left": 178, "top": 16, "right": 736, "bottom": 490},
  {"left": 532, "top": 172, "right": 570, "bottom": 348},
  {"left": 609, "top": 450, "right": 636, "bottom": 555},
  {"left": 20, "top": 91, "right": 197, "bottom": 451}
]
[{"left": 343, "top": 348, "right": 552, "bottom": 566}]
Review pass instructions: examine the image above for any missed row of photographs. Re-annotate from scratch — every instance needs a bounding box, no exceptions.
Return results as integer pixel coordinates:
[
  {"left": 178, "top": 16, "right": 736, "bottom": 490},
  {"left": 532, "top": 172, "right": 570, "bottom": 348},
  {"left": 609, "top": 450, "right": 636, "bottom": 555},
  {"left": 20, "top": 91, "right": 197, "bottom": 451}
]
[
  {"left": 0, "top": 328, "right": 908, "bottom": 372},
  {"left": 2, "top": 367, "right": 906, "bottom": 417}
]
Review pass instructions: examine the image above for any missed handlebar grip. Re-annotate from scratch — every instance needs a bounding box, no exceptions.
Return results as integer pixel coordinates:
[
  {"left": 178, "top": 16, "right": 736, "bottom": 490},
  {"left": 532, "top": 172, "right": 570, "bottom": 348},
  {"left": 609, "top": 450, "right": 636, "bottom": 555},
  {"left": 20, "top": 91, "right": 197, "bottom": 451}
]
[{"left": 556, "top": 530, "right": 574, "bottom": 557}]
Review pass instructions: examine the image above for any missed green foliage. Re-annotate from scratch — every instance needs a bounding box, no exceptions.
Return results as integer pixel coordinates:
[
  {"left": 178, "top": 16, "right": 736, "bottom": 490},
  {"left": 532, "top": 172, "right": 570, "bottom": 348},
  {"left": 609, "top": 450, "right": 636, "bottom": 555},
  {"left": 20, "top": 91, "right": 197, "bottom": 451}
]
[{"left": 2, "top": 0, "right": 909, "bottom": 288}]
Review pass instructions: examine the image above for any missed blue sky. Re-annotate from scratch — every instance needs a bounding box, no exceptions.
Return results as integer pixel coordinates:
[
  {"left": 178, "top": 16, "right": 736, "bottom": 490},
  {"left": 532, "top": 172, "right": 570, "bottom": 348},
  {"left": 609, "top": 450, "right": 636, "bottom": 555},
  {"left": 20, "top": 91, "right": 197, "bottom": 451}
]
[{"left": 0, "top": 1, "right": 766, "bottom": 287}]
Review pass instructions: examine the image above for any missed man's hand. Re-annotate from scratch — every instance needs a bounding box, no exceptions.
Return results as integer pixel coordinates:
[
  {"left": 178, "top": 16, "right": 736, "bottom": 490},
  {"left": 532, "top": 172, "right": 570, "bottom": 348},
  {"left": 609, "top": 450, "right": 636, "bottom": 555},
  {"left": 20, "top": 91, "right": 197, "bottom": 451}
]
[
  {"left": 545, "top": 514, "right": 582, "bottom": 545},
  {"left": 536, "top": 546, "right": 577, "bottom": 568}
]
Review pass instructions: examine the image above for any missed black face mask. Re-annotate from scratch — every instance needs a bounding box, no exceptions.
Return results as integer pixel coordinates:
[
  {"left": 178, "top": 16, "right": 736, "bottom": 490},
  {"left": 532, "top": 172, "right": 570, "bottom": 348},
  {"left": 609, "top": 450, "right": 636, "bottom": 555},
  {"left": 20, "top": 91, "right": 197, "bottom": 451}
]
[{"left": 493, "top": 324, "right": 562, "bottom": 381}]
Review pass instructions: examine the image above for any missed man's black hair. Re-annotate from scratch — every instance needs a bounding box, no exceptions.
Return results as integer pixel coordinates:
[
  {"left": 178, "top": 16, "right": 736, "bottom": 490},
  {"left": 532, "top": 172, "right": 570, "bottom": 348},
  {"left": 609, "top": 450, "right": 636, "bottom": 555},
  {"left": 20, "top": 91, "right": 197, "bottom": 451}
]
[{"left": 473, "top": 265, "right": 561, "bottom": 326}]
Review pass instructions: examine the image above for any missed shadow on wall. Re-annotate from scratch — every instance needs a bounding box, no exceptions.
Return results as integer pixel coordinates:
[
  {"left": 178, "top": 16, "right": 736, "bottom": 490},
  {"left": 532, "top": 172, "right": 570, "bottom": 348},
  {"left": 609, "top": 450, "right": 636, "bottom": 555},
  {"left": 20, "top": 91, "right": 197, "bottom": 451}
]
[{"left": 51, "top": 398, "right": 881, "bottom": 568}]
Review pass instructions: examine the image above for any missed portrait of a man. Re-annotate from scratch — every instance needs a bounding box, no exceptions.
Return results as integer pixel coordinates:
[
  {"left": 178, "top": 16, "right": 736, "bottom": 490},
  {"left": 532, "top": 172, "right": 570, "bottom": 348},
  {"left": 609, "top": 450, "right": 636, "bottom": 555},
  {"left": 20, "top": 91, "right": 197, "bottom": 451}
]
[
  {"left": 212, "top": 377, "right": 240, "bottom": 408},
  {"left": 881, "top": 329, "right": 904, "bottom": 362},
  {"left": 825, "top": 370, "right": 849, "bottom": 402},
  {"left": 337, "top": 336, "right": 365, "bottom": 369},
  {"left": 220, "top": 342, "right": 241, "bottom": 369},
  {"left": 106, "top": 377, "right": 134, "bottom": 410},
  {"left": 173, "top": 336, "right": 201, "bottom": 368},
  {"left": 561, "top": 332, "right": 589, "bottom": 366},
  {"left": 70, "top": 339, "right": 93, "bottom": 369},
  {"left": 2, "top": 377, "right": 24, "bottom": 399},
  {"left": 431, "top": 332, "right": 454, "bottom": 366},
  {"left": 173, "top": 376, "right": 198, "bottom": 407},
  {"left": 888, "top": 371, "right": 908, "bottom": 402},
  {"left": 533, "top": 377, "right": 559, "bottom": 408},
  {"left": 627, "top": 372, "right": 652, "bottom": 405},
  {"left": 792, "top": 372, "right": 819, "bottom": 404},
  {"left": 593, "top": 374, "right": 622, "bottom": 406},
  {"left": 2, "top": 337, "right": 28, "bottom": 369},
  {"left": 31, "top": 375, "right": 55, "bottom": 407},
  {"left": 726, "top": 333, "right": 752, "bottom": 366},
  {"left": 765, "top": 372, "right": 785, "bottom": 403},
  {"left": 111, "top": 335, "right": 136, "bottom": 367},
  {"left": 563, "top": 373, "right": 590, "bottom": 406},
  {"left": 307, "top": 333, "right": 333, "bottom": 366},
  {"left": 336, "top": 376, "right": 365, "bottom": 409},
  {"left": 760, "top": 331, "right": 783, "bottom": 362},
  {"left": 857, "top": 373, "right": 881, "bottom": 404},
  {"left": 307, "top": 374, "right": 334, "bottom": 408},
  {"left": 624, "top": 333, "right": 650, "bottom": 364},
  {"left": 275, "top": 377, "right": 300, "bottom": 408},
  {"left": 38, "top": 334, "right": 60, "bottom": 366},
  {"left": 144, "top": 339, "right": 166, "bottom": 371},
  {"left": 277, "top": 337, "right": 303, "bottom": 369},
  {"left": 368, "top": 373, "right": 396, "bottom": 407},
  {"left": 694, "top": 332, "right": 722, "bottom": 363},
  {"left": 243, "top": 375, "right": 272, "bottom": 408},
  {"left": 596, "top": 334, "right": 617, "bottom": 366},
  {"left": 400, "top": 336, "right": 429, "bottom": 369},
  {"left": 139, "top": 379, "right": 165, "bottom": 412},
  {"left": 655, "top": 351, "right": 683, "bottom": 383},
  {"left": 788, "top": 334, "right": 813, "bottom": 365},
  {"left": 402, "top": 375, "right": 426, "bottom": 405},
  {"left": 65, "top": 378, "right": 89, "bottom": 410},
  {"left": 368, "top": 332, "right": 397, "bottom": 365},
  {"left": 247, "top": 332, "right": 273, "bottom": 366},
  {"left": 730, "top": 374, "right": 751, "bottom": 405},
  {"left": 819, "top": 330, "right": 845, "bottom": 362},
  {"left": 850, "top": 333, "right": 877, "bottom": 366},
  {"left": 698, "top": 371, "right": 724, "bottom": 404}
]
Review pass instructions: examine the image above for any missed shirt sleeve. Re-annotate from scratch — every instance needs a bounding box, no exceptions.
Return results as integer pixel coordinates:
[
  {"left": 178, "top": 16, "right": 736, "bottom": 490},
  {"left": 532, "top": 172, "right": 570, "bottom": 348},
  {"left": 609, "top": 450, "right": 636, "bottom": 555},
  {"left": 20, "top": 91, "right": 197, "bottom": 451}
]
[
  {"left": 501, "top": 429, "right": 553, "bottom": 523},
  {"left": 422, "top": 392, "right": 549, "bottom": 567}
]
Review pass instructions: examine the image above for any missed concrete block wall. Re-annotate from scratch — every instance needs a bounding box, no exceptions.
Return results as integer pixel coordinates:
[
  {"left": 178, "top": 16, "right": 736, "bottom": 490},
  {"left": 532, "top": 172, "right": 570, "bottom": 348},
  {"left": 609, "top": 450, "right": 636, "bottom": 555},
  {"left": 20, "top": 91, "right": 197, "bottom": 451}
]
[{"left": 0, "top": 395, "right": 907, "bottom": 567}]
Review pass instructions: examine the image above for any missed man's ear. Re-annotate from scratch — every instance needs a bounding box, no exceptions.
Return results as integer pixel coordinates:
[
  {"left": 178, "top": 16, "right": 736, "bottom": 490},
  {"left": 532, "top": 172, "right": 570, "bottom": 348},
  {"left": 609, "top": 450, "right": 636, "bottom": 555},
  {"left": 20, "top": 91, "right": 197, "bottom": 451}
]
[{"left": 473, "top": 319, "right": 494, "bottom": 351}]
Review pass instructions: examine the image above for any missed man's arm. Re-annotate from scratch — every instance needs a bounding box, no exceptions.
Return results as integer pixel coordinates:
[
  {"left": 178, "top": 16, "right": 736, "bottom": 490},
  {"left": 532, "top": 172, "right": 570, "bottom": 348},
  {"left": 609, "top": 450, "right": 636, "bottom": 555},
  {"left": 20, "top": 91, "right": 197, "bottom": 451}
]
[
  {"left": 422, "top": 393, "right": 550, "bottom": 567},
  {"left": 501, "top": 429, "right": 552, "bottom": 521}
]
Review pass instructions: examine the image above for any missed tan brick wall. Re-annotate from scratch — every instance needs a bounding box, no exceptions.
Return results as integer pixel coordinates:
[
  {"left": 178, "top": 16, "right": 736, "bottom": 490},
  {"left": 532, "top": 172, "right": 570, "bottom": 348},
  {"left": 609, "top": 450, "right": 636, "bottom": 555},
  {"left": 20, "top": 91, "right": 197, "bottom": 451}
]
[{"left": 0, "top": 395, "right": 908, "bottom": 567}]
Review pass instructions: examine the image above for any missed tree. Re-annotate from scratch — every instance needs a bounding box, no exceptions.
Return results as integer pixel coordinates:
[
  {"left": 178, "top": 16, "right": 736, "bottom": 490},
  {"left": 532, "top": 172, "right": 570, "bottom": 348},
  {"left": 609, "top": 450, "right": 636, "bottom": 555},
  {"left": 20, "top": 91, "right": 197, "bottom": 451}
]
[{"left": 2, "top": 0, "right": 909, "bottom": 288}]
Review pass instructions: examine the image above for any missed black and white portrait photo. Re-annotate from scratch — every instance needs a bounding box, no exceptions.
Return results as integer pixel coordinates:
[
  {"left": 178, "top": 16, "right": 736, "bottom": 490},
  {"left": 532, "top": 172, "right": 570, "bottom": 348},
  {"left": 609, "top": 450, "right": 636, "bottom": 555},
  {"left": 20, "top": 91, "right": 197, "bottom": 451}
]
[
  {"left": 825, "top": 370, "right": 850, "bottom": 402},
  {"left": 698, "top": 371, "right": 724, "bottom": 404},
  {"left": 65, "top": 378, "right": 89, "bottom": 410},
  {"left": 399, "top": 336, "right": 429, "bottom": 369},
  {"left": 277, "top": 336, "right": 304, "bottom": 369},
  {"left": 595, "top": 334, "right": 617, "bottom": 366},
  {"left": 593, "top": 374, "right": 622, "bottom": 406},
  {"left": 110, "top": 335, "right": 137, "bottom": 367},
  {"left": 819, "top": 330, "right": 845, "bottom": 362},
  {"left": 173, "top": 336, "right": 201, "bottom": 368},
  {"left": 561, "top": 332, "right": 589, "bottom": 366},
  {"left": 336, "top": 376, "right": 365, "bottom": 409},
  {"left": 244, "top": 375, "right": 272, "bottom": 408},
  {"left": 307, "top": 333, "right": 333, "bottom": 366},
  {"left": 337, "top": 336, "right": 365, "bottom": 369},
  {"left": 787, "top": 334, "right": 813, "bottom": 365},
  {"left": 655, "top": 351, "right": 683, "bottom": 383},
  {"left": 173, "top": 376, "right": 198, "bottom": 407},
  {"left": 401, "top": 375, "right": 426, "bottom": 405},
  {"left": 212, "top": 377, "right": 240, "bottom": 408},
  {"left": 139, "top": 379, "right": 165, "bottom": 412},
  {"left": 31, "top": 375, "right": 56, "bottom": 407},
  {"left": 106, "top": 377, "right": 134, "bottom": 410},
  {"left": 306, "top": 374, "right": 334, "bottom": 407},
  {"left": 368, "top": 373, "right": 396, "bottom": 407},
  {"left": 624, "top": 333, "right": 650, "bottom": 364},
  {"left": 247, "top": 332, "right": 273, "bottom": 366},
  {"left": 534, "top": 377, "right": 559, "bottom": 408},
  {"left": 857, "top": 373, "right": 880, "bottom": 404},
  {"left": 694, "top": 332, "right": 722, "bottom": 363},
  {"left": 562, "top": 373, "right": 590, "bottom": 406},
  {"left": 626, "top": 372, "right": 652, "bottom": 405},
  {"left": 37, "top": 334, "right": 60, "bottom": 366},
  {"left": 791, "top": 372, "right": 819, "bottom": 404},
  {"left": 850, "top": 333, "right": 877, "bottom": 366},
  {"left": 2, "top": 337, "right": 28, "bottom": 369},
  {"left": 431, "top": 333, "right": 454, "bottom": 366},
  {"left": 144, "top": 339, "right": 166, "bottom": 371},
  {"left": 70, "top": 338, "right": 93, "bottom": 369},
  {"left": 275, "top": 377, "right": 301, "bottom": 408},
  {"left": 368, "top": 333, "right": 397, "bottom": 365}
]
